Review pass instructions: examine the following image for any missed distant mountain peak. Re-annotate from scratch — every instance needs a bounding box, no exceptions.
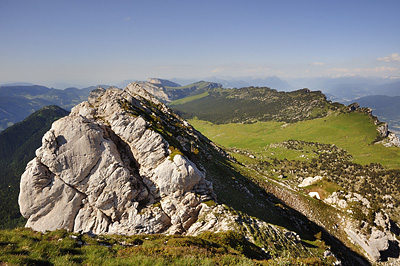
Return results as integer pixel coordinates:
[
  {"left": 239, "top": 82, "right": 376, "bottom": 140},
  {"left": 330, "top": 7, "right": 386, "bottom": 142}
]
[{"left": 147, "top": 78, "right": 181, "bottom": 87}]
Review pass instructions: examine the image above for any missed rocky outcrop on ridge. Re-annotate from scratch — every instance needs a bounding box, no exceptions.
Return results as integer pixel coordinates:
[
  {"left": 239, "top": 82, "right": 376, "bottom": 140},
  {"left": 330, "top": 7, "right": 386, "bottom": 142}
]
[
  {"left": 18, "top": 83, "right": 316, "bottom": 259},
  {"left": 147, "top": 78, "right": 181, "bottom": 88},
  {"left": 19, "top": 83, "right": 213, "bottom": 235},
  {"left": 345, "top": 211, "right": 400, "bottom": 262},
  {"left": 134, "top": 81, "right": 171, "bottom": 102},
  {"left": 376, "top": 122, "right": 400, "bottom": 147}
]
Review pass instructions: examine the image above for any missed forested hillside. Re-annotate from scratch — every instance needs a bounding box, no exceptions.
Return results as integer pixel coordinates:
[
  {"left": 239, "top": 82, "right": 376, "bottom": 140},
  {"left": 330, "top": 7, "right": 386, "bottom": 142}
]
[
  {"left": 0, "top": 85, "right": 98, "bottom": 131},
  {"left": 0, "top": 106, "right": 69, "bottom": 229}
]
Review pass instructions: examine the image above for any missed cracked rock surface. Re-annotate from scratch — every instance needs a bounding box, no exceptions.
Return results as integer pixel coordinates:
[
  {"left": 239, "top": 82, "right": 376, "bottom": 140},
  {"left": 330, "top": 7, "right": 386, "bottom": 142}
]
[{"left": 19, "top": 83, "right": 214, "bottom": 235}]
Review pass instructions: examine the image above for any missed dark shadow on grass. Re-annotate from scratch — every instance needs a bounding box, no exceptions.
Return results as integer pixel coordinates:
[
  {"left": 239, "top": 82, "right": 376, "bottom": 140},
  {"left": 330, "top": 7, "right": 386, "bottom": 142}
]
[
  {"left": 203, "top": 149, "right": 371, "bottom": 266},
  {"left": 380, "top": 240, "right": 400, "bottom": 262},
  {"left": 60, "top": 248, "right": 82, "bottom": 256},
  {"left": 22, "top": 258, "right": 53, "bottom": 266}
]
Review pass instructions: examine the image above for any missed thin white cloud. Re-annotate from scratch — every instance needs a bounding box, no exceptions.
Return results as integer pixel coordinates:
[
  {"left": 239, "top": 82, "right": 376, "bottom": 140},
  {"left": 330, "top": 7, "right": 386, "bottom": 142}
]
[
  {"left": 212, "top": 67, "right": 225, "bottom": 73},
  {"left": 377, "top": 53, "right": 400, "bottom": 62},
  {"left": 311, "top": 62, "right": 325, "bottom": 66}
]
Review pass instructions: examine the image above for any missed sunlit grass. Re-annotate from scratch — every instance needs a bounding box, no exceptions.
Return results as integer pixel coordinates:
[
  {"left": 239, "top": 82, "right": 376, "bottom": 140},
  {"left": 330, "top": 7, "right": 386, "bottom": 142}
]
[
  {"left": 190, "top": 112, "right": 400, "bottom": 168},
  {"left": 169, "top": 91, "right": 209, "bottom": 105}
]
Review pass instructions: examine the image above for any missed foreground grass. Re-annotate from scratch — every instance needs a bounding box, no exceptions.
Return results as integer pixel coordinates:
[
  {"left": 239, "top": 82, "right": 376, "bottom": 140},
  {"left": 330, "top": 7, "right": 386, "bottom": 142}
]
[
  {"left": 0, "top": 228, "right": 330, "bottom": 266},
  {"left": 190, "top": 112, "right": 400, "bottom": 168}
]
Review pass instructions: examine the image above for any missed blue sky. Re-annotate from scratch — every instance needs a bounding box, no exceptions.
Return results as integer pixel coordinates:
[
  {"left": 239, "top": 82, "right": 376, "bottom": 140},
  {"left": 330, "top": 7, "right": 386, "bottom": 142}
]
[{"left": 1, "top": 0, "right": 399, "bottom": 87}]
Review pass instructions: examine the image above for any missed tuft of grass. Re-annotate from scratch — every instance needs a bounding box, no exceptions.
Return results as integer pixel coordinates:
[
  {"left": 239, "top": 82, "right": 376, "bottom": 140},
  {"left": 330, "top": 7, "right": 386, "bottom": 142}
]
[
  {"left": 203, "top": 200, "right": 217, "bottom": 207},
  {"left": 304, "top": 179, "right": 343, "bottom": 200},
  {"left": 168, "top": 146, "right": 183, "bottom": 161}
]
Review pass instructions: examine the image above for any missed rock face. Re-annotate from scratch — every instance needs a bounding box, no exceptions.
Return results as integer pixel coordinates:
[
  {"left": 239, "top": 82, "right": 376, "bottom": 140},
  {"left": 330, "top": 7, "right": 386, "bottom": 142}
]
[
  {"left": 147, "top": 78, "right": 181, "bottom": 88},
  {"left": 19, "top": 83, "right": 216, "bottom": 235},
  {"left": 376, "top": 123, "right": 400, "bottom": 147},
  {"left": 134, "top": 81, "right": 170, "bottom": 102},
  {"left": 345, "top": 227, "right": 391, "bottom": 262}
]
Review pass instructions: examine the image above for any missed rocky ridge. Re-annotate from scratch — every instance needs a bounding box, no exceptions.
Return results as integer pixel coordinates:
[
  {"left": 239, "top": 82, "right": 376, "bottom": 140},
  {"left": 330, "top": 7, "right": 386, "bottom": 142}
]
[
  {"left": 350, "top": 103, "right": 400, "bottom": 148},
  {"left": 18, "top": 83, "right": 317, "bottom": 259}
]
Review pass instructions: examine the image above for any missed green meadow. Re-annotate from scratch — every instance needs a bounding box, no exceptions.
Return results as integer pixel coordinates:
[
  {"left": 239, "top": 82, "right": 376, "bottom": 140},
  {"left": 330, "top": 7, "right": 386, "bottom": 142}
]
[
  {"left": 169, "top": 91, "right": 209, "bottom": 106},
  {"left": 190, "top": 112, "right": 400, "bottom": 168}
]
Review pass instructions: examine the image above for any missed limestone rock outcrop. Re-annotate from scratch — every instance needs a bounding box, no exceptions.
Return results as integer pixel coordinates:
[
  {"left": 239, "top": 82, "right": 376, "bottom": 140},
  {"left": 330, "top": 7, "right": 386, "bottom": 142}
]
[
  {"left": 133, "top": 81, "right": 170, "bottom": 102},
  {"left": 298, "top": 175, "right": 323, "bottom": 187},
  {"left": 19, "top": 83, "right": 215, "bottom": 235},
  {"left": 18, "top": 82, "right": 303, "bottom": 251},
  {"left": 376, "top": 122, "right": 400, "bottom": 147}
]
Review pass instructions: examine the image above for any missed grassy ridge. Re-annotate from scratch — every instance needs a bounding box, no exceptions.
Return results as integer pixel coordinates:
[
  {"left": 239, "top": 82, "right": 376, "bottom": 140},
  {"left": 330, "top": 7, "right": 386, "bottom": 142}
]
[
  {"left": 171, "top": 87, "right": 345, "bottom": 124},
  {"left": 189, "top": 112, "right": 400, "bottom": 168},
  {"left": 165, "top": 81, "right": 220, "bottom": 91}
]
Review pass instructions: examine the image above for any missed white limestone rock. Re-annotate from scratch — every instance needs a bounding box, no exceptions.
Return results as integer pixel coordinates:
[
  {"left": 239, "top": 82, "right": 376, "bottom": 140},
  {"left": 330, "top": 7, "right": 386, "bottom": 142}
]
[
  {"left": 19, "top": 83, "right": 211, "bottom": 235},
  {"left": 378, "top": 132, "right": 400, "bottom": 147},
  {"left": 298, "top": 175, "right": 323, "bottom": 187},
  {"left": 369, "top": 230, "right": 389, "bottom": 252},
  {"left": 19, "top": 158, "right": 85, "bottom": 232},
  {"left": 308, "top": 192, "right": 320, "bottom": 199},
  {"left": 153, "top": 155, "right": 203, "bottom": 197},
  {"left": 345, "top": 227, "right": 391, "bottom": 262},
  {"left": 376, "top": 122, "right": 400, "bottom": 147}
]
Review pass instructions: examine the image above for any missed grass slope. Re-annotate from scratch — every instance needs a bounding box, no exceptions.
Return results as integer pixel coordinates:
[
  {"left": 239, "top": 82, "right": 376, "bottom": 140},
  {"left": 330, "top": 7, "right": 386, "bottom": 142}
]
[
  {"left": 189, "top": 112, "right": 400, "bottom": 168},
  {"left": 169, "top": 91, "right": 209, "bottom": 106},
  {"left": 163, "top": 81, "right": 221, "bottom": 101}
]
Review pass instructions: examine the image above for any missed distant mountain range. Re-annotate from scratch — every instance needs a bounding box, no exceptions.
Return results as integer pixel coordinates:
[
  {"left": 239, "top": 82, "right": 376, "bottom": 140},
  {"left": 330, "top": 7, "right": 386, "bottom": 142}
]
[
  {"left": 288, "top": 77, "right": 400, "bottom": 100},
  {"left": 0, "top": 85, "right": 107, "bottom": 131},
  {"left": 1, "top": 76, "right": 399, "bottom": 133},
  {"left": 169, "top": 76, "right": 400, "bottom": 99},
  {"left": 170, "top": 76, "right": 292, "bottom": 90}
]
